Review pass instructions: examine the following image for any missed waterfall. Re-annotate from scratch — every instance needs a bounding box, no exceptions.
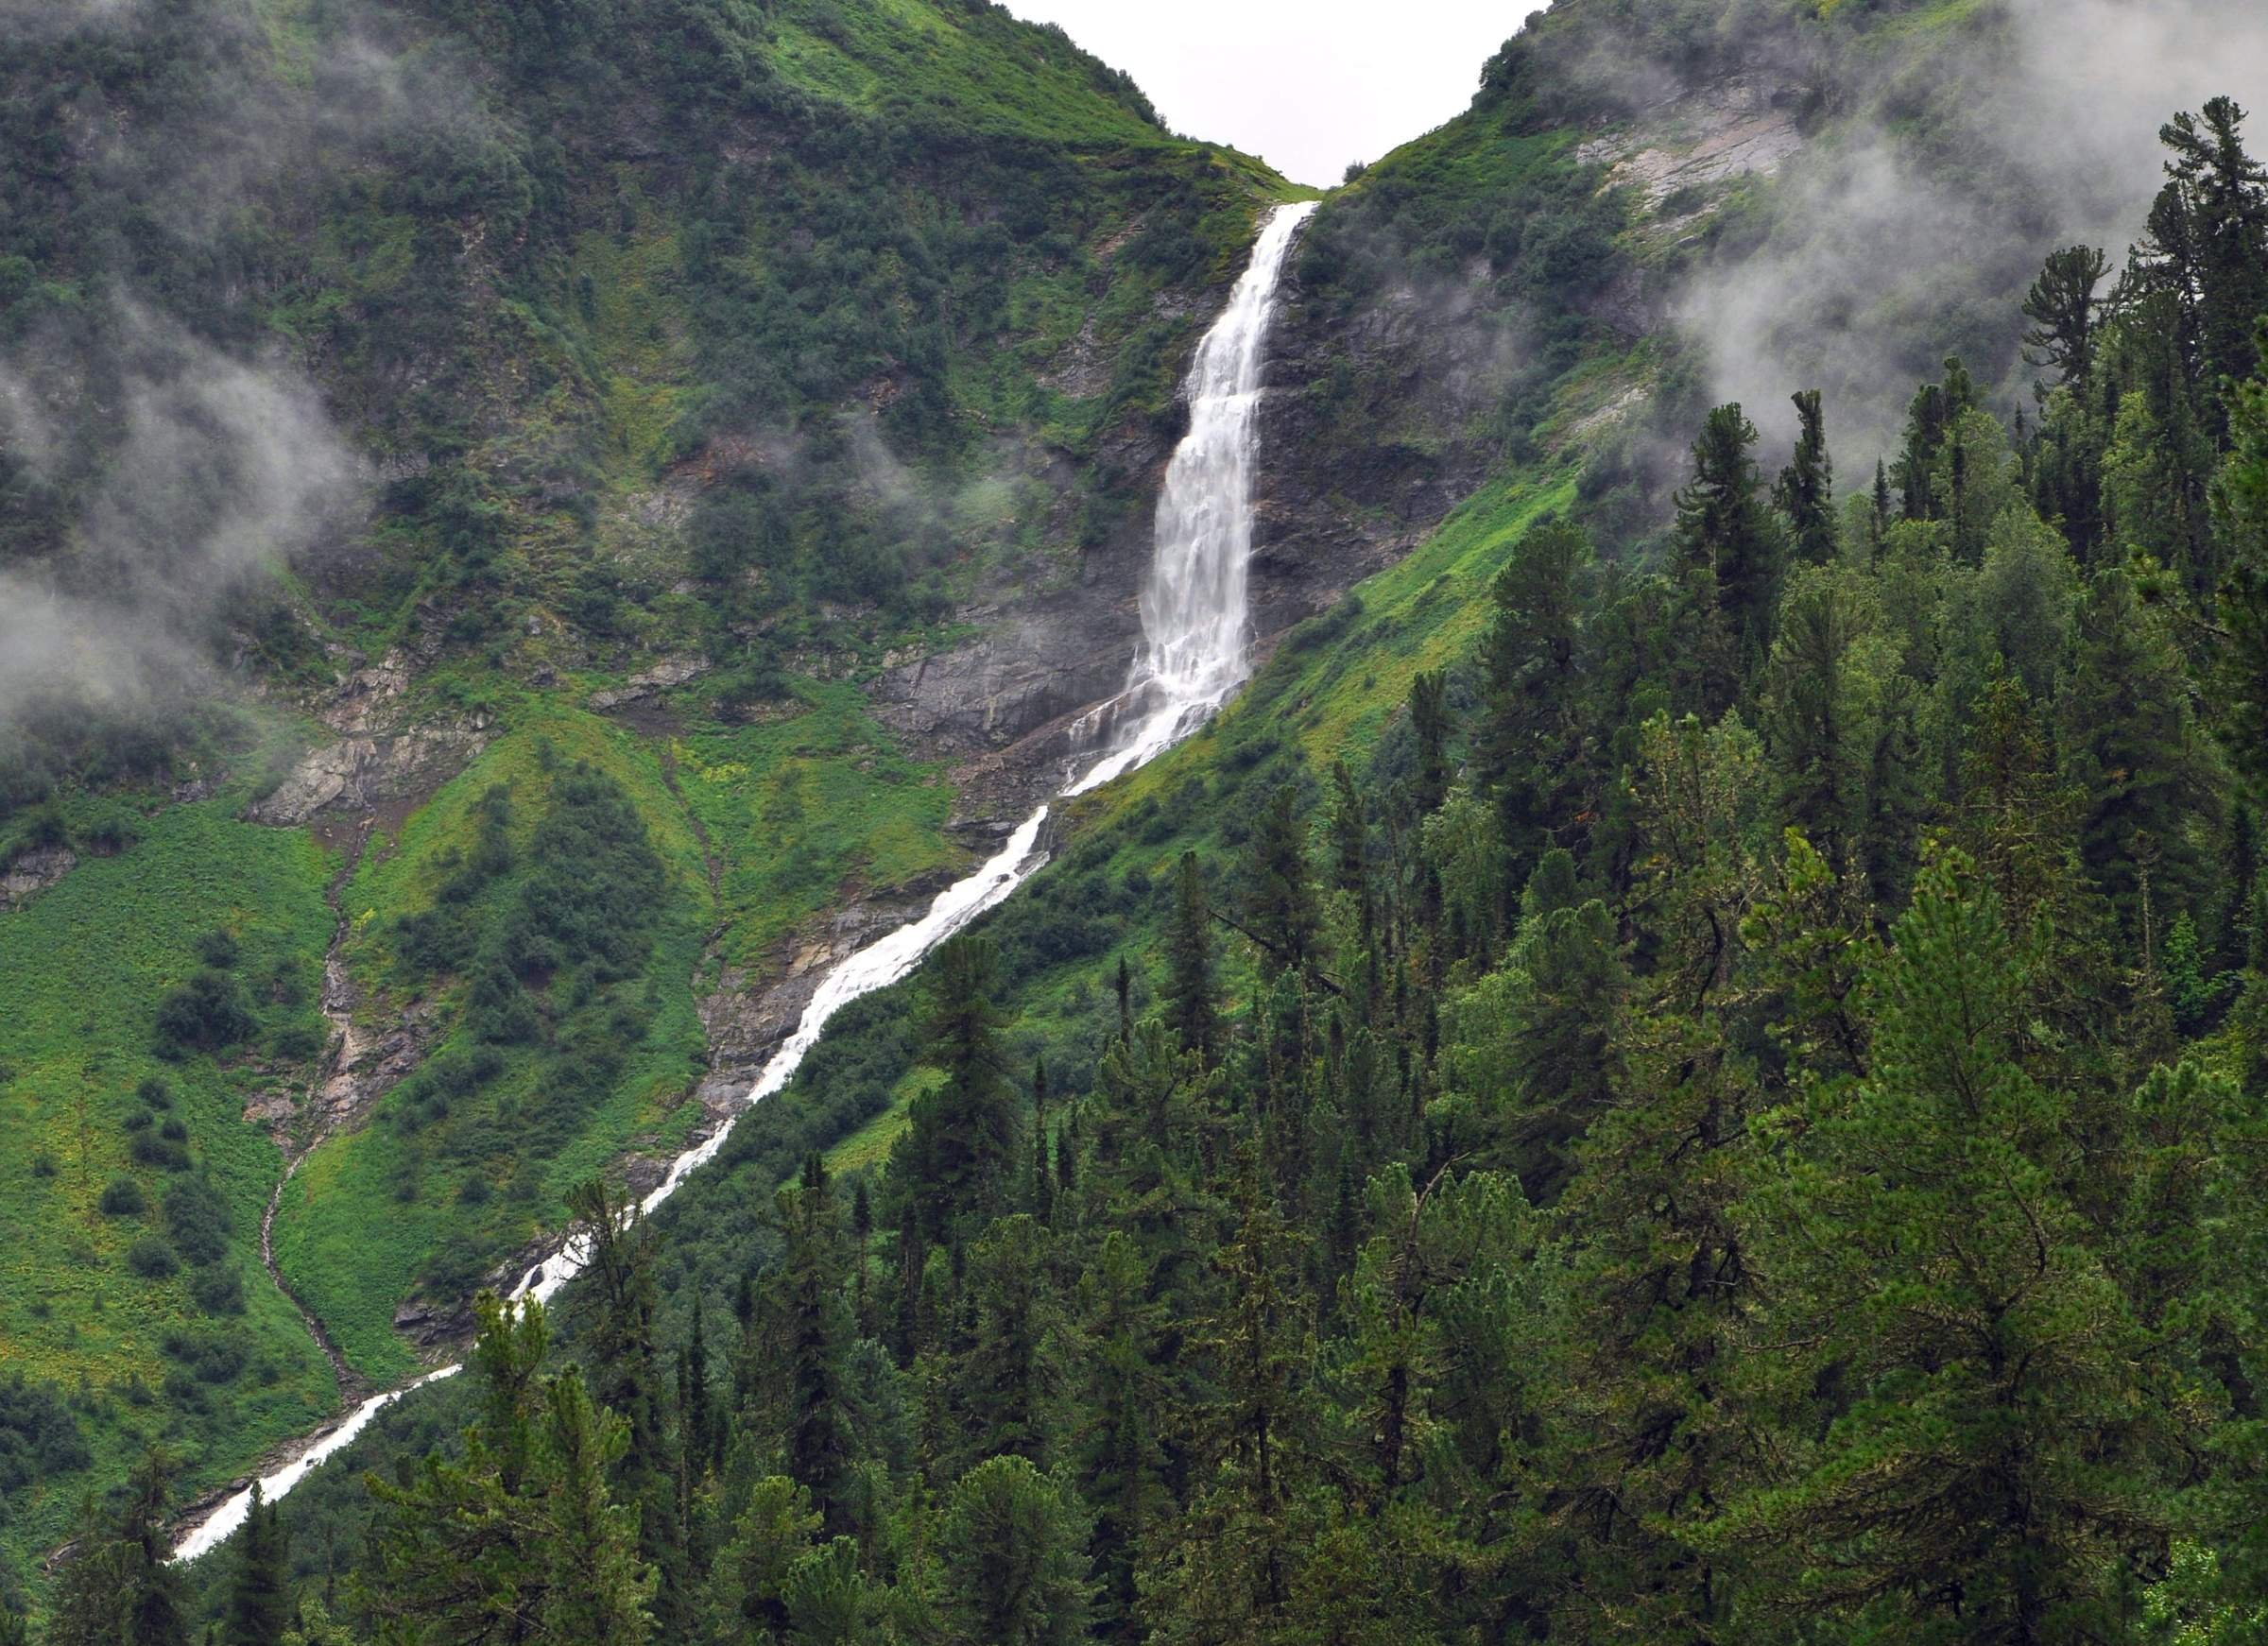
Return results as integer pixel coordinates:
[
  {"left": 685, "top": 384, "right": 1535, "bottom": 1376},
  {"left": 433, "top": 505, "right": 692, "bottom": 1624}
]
[
  {"left": 1068, "top": 197, "right": 1317, "bottom": 794},
  {"left": 170, "top": 197, "right": 1314, "bottom": 1563}
]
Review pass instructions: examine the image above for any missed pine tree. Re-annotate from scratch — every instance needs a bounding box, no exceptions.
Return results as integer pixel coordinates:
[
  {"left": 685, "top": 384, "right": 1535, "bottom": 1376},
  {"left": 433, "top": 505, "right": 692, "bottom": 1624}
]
[
  {"left": 46, "top": 1451, "right": 194, "bottom": 1646},
  {"left": 1774, "top": 388, "right": 1836, "bottom": 564},
  {"left": 1472, "top": 515, "right": 1589, "bottom": 881},
  {"left": 939, "top": 1457, "right": 1091, "bottom": 1646},
  {"left": 2021, "top": 245, "right": 2111, "bottom": 399},
  {"left": 1896, "top": 378, "right": 1950, "bottom": 519},
  {"left": 1408, "top": 671, "right": 1452, "bottom": 817},
  {"left": 536, "top": 1370, "right": 656, "bottom": 1645},
  {"left": 1162, "top": 852, "right": 1218, "bottom": 1065},
  {"left": 775, "top": 1162, "right": 856, "bottom": 1532},
  {"left": 2059, "top": 567, "right": 2227, "bottom": 937},
  {"left": 903, "top": 934, "right": 1020, "bottom": 1235},
  {"left": 1030, "top": 1056, "right": 1054, "bottom": 1222},
  {"left": 1722, "top": 849, "right": 2161, "bottom": 1642},
  {"left": 360, "top": 1296, "right": 655, "bottom": 1646},
  {"left": 1675, "top": 403, "right": 1778, "bottom": 705},
  {"left": 223, "top": 1484, "right": 290, "bottom": 1646},
  {"left": 1760, "top": 562, "right": 1898, "bottom": 866},
  {"left": 1240, "top": 784, "right": 1320, "bottom": 982},
  {"left": 2159, "top": 97, "right": 2268, "bottom": 425}
]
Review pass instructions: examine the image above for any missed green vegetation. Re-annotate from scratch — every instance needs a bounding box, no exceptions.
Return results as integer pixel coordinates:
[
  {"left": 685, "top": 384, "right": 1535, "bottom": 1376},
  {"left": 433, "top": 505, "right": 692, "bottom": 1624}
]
[
  {"left": 125, "top": 81, "right": 2268, "bottom": 1646},
  {"left": 0, "top": 792, "right": 338, "bottom": 1594},
  {"left": 14, "top": 0, "right": 2268, "bottom": 1639},
  {"left": 0, "top": 0, "right": 1292, "bottom": 1583}
]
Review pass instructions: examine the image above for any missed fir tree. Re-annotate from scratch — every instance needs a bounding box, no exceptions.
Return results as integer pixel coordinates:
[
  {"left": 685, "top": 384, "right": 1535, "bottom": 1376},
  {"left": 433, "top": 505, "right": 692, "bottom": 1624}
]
[{"left": 2022, "top": 244, "right": 2111, "bottom": 399}]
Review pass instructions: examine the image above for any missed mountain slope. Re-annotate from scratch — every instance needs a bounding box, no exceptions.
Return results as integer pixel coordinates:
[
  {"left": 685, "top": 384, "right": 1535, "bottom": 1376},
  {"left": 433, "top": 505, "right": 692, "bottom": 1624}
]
[{"left": 0, "top": 0, "right": 1294, "bottom": 1590}]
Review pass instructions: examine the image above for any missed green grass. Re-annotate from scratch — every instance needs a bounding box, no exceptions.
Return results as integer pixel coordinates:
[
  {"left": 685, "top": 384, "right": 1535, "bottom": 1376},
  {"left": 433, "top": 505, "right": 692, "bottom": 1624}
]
[
  {"left": 0, "top": 794, "right": 339, "bottom": 1583},
  {"left": 668, "top": 679, "right": 965, "bottom": 970},
  {"left": 826, "top": 1067, "right": 939, "bottom": 1176},
  {"left": 274, "top": 700, "right": 713, "bottom": 1381},
  {"left": 270, "top": 678, "right": 968, "bottom": 1380}
]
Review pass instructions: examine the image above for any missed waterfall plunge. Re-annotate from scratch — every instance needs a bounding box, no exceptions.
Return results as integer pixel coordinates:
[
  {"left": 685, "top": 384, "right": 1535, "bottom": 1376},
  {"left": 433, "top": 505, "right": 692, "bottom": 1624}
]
[
  {"left": 1068, "top": 197, "right": 1316, "bottom": 794},
  {"left": 171, "top": 198, "right": 1314, "bottom": 1562}
]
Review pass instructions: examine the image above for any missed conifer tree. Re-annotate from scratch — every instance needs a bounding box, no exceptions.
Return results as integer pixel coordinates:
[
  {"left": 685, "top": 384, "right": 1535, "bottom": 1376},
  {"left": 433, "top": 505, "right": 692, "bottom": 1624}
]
[
  {"left": 1723, "top": 849, "right": 2160, "bottom": 1642},
  {"left": 1675, "top": 403, "right": 1778, "bottom": 705},
  {"left": 222, "top": 1484, "right": 290, "bottom": 1646},
  {"left": 1162, "top": 851, "right": 1218, "bottom": 1065},
  {"left": 1473, "top": 515, "right": 1589, "bottom": 879},
  {"left": 1774, "top": 387, "right": 1836, "bottom": 564},
  {"left": 939, "top": 1456, "right": 1091, "bottom": 1646},
  {"left": 1407, "top": 671, "right": 1452, "bottom": 816},
  {"left": 2022, "top": 245, "right": 2111, "bottom": 399},
  {"left": 1241, "top": 784, "right": 1320, "bottom": 982},
  {"left": 903, "top": 935, "right": 1019, "bottom": 1235}
]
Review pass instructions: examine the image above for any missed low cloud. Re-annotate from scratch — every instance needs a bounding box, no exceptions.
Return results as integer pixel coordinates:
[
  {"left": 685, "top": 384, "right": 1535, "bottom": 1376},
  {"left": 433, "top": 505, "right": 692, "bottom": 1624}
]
[
  {"left": 1673, "top": 0, "right": 2268, "bottom": 462},
  {"left": 0, "top": 308, "right": 357, "bottom": 722}
]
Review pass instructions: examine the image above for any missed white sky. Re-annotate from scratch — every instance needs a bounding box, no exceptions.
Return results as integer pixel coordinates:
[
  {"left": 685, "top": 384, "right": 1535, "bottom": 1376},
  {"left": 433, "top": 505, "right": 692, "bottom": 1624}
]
[{"left": 1000, "top": 0, "right": 1524, "bottom": 187}]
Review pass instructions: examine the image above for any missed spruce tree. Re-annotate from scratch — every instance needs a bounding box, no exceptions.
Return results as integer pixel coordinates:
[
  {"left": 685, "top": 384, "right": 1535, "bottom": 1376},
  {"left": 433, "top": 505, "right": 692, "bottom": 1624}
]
[
  {"left": 1473, "top": 515, "right": 1588, "bottom": 880},
  {"left": 1723, "top": 850, "right": 2159, "bottom": 1642},
  {"left": 1241, "top": 784, "right": 1320, "bottom": 982},
  {"left": 1408, "top": 671, "right": 1452, "bottom": 817},
  {"left": 904, "top": 935, "right": 1019, "bottom": 1233},
  {"left": 1675, "top": 403, "right": 1778, "bottom": 705}
]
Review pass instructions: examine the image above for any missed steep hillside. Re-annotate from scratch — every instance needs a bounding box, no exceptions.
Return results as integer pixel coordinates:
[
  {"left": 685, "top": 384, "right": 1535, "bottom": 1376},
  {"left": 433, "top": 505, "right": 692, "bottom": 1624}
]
[{"left": 0, "top": 0, "right": 1297, "bottom": 1590}]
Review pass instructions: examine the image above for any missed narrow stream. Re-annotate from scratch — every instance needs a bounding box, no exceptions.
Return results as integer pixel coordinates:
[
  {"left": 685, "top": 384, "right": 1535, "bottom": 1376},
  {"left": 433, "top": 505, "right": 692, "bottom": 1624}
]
[{"left": 170, "top": 197, "right": 1315, "bottom": 1563}]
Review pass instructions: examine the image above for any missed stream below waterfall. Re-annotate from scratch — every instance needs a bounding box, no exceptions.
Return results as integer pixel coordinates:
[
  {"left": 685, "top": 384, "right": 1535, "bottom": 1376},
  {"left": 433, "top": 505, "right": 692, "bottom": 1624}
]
[{"left": 170, "top": 197, "right": 1316, "bottom": 1564}]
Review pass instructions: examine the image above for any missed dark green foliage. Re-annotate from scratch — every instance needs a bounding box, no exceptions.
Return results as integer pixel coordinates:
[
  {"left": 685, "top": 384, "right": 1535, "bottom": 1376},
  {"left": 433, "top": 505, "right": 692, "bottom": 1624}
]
[
  {"left": 1161, "top": 852, "right": 1217, "bottom": 1065},
  {"left": 97, "top": 1176, "right": 146, "bottom": 1218},
  {"left": 153, "top": 969, "right": 255, "bottom": 1056},
  {"left": 163, "top": 1176, "right": 232, "bottom": 1266},
  {"left": 36, "top": 21, "right": 2268, "bottom": 1646},
  {"left": 0, "top": 1378, "right": 89, "bottom": 1496},
  {"left": 126, "top": 1236, "right": 179, "bottom": 1279},
  {"left": 1675, "top": 402, "right": 1779, "bottom": 705},
  {"left": 1774, "top": 388, "right": 1836, "bottom": 564},
  {"left": 44, "top": 1453, "right": 192, "bottom": 1646},
  {"left": 221, "top": 1486, "right": 289, "bottom": 1646},
  {"left": 2022, "top": 244, "right": 2111, "bottom": 397}
]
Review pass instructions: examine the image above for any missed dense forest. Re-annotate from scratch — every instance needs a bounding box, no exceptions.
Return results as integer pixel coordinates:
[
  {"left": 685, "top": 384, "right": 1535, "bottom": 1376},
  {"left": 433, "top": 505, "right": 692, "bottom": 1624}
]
[{"left": 10, "top": 0, "right": 2268, "bottom": 1640}]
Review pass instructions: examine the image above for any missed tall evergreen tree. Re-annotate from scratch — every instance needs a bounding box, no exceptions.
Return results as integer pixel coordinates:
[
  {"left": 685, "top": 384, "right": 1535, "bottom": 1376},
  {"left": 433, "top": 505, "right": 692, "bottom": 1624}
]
[
  {"left": 1407, "top": 671, "right": 1452, "bottom": 817},
  {"left": 222, "top": 1485, "right": 290, "bottom": 1646},
  {"left": 1162, "top": 851, "right": 1218, "bottom": 1065},
  {"left": 1675, "top": 403, "right": 1778, "bottom": 705},
  {"left": 1723, "top": 850, "right": 2161, "bottom": 1643},
  {"left": 1774, "top": 387, "right": 1837, "bottom": 564},
  {"left": 2021, "top": 244, "right": 2111, "bottom": 399},
  {"left": 1473, "top": 515, "right": 1589, "bottom": 880},
  {"left": 1241, "top": 784, "right": 1320, "bottom": 983},
  {"left": 902, "top": 935, "right": 1020, "bottom": 1235}
]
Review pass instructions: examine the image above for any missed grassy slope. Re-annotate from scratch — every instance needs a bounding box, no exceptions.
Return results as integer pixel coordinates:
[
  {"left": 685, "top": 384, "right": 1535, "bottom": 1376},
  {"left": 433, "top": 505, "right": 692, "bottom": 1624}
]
[
  {"left": 0, "top": 772, "right": 339, "bottom": 1580},
  {"left": 253, "top": 0, "right": 1298, "bottom": 1383}
]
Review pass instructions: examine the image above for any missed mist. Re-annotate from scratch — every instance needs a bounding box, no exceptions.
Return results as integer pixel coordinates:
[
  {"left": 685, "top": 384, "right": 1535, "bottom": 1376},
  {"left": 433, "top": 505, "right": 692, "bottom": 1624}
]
[
  {"left": 1675, "top": 0, "right": 2268, "bottom": 462},
  {"left": 0, "top": 310, "right": 356, "bottom": 723}
]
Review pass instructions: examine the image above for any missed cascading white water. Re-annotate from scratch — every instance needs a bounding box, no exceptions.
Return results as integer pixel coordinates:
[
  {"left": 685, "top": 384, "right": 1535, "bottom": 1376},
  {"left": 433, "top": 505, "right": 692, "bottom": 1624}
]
[
  {"left": 170, "top": 198, "right": 1314, "bottom": 1563},
  {"left": 1068, "top": 197, "right": 1316, "bottom": 795}
]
